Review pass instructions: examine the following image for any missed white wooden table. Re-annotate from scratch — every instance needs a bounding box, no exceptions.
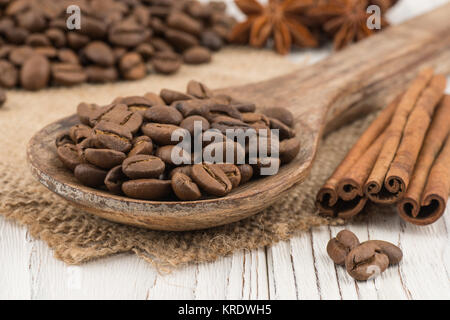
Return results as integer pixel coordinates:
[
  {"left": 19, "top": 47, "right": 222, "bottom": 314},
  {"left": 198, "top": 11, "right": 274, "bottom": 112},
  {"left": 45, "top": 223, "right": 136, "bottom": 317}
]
[{"left": 1, "top": 0, "right": 449, "bottom": 300}]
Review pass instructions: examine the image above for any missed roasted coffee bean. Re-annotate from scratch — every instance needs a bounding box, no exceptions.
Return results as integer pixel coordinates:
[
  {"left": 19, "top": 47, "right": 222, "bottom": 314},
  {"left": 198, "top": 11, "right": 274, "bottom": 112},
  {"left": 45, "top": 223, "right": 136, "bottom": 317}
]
[
  {"left": 45, "top": 28, "right": 66, "bottom": 48},
  {"left": 93, "top": 121, "right": 132, "bottom": 153},
  {"left": 203, "top": 140, "right": 246, "bottom": 164},
  {"left": 57, "top": 49, "right": 79, "bottom": 64},
  {"left": 183, "top": 46, "right": 212, "bottom": 64},
  {"left": 211, "top": 115, "right": 249, "bottom": 130},
  {"left": 69, "top": 124, "right": 92, "bottom": 144},
  {"left": 74, "top": 164, "right": 108, "bottom": 188},
  {"left": 279, "top": 137, "right": 301, "bottom": 164},
  {"left": 362, "top": 240, "right": 403, "bottom": 265},
  {"left": 129, "top": 136, "right": 154, "bottom": 157},
  {"left": 119, "top": 52, "right": 146, "bottom": 80},
  {"left": 20, "top": 55, "right": 50, "bottom": 90},
  {"left": 93, "top": 104, "right": 142, "bottom": 134},
  {"left": 269, "top": 118, "right": 295, "bottom": 140},
  {"left": 26, "top": 33, "right": 50, "bottom": 47},
  {"left": 122, "top": 179, "right": 172, "bottom": 200},
  {"left": 85, "top": 148, "right": 126, "bottom": 169},
  {"left": 167, "top": 11, "right": 202, "bottom": 36},
  {"left": 8, "top": 46, "right": 34, "bottom": 65},
  {"left": 0, "top": 59, "right": 18, "bottom": 88},
  {"left": 0, "top": 88, "right": 6, "bottom": 108},
  {"left": 57, "top": 144, "right": 82, "bottom": 171},
  {"left": 238, "top": 164, "right": 253, "bottom": 184},
  {"left": 191, "top": 163, "right": 232, "bottom": 196},
  {"left": 152, "top": 51, "right": 182, "bottom": 74},
  {"left": 76, "top": 136, "right": 97, "bottom": 162},
  {"left": 144, "top": 105, "right": 183, "bottom": 125},
  {"left": 85, "top": 66, "right": 119, "bottom": 83},
  {"left": 201, "top": 31, "right": 223, "bottom": 51},
  {"left": 105, "top": 165, "right": 128, "bottom": 194},
  {"left": 142, "top": 123, "right": 185, "bottom": 146},
  {"left": 172, "top": 99, "right": 210, "bottom": 117},
  {"left": 242, "top": 113, "right": 270, "bottom": 128},
  {"left": 345, "top": 242, "right": 389, "bottom": 281},
  {"left": 79, "top": 16, "right": 108, "bottom": 39},
  {"left": 327, "top": 230, "right": 360, "bottom": 265},
  {"left": 160, "top": 88, "right": 193, "bottom": 105},
  {"left": 55, "top": 131, "right": 73, "bottom": 147},
  {"left": 171, "top": 172, "right": 202, "bottom": 201},
  {"left": 34, "top": 47, "right": 57, "bottom": 59},
  {"left": 233, "top": 102, "right": 256, "bottom": 113},
  {"left": 151, "top": 37, "right": 174, "bottom": 52},
  {"left": 180, "top": 115, "right": 210, "bottom": 136},
  {"left": 122, "top": 155, "right": 165, "bottom": 179},
  {"left": 156, "top": 145, "right": 191, "bottom": 166},
  {"left": 264, "top": 107, "right": 294, "bottom": 128},
  {"left": 143, "top": 92, "right": 166, "bottom": 106},
  {"left": 89, "top": 103, "right": 127, "bottom": 126},
  {"left": 203, "top": 103, "right": 243, "bottom": 122},
  {"left": 165, "top": 28, "right": 199, "bottom": 51},
  {"left": 67, "top": 32, "right": 90, "bottom": 50},
  {"left": 109, "top": 18, "right": 150, "bottom": 48},
  {"left": 216, "top": 163, "right": 241, "bottom": 188},
  {"left": 116, "top": 96, "right": 154, "bottom": 113},
  {"left": 77, "top": 102, "right": 98, "bottom": 125},
  {"left": 82, "top": 41, "right": 115, "bottom": 67},
  {"left": 52, "top": 63, "right": 87, "bottom": 86},
  {"left": 186, "top": 80, "right": 213, "bottom": 99},
  {"left": 169, "top": 166, "right": 192, "bottom": 179}
]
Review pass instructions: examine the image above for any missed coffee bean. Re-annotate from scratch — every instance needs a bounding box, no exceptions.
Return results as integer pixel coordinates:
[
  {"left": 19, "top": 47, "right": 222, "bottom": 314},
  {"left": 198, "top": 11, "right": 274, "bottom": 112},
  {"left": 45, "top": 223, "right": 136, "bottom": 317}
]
[
  {"left": 105, "top": 165, "right": 128, "bottom": 194},
  {"left": 191, "top": 163, "right": 232, "bottom": 196},
  {"left": 136, "top": 43, "right": 155, "bottom": 60},
  {"left": 362, "top": 240, "right": 403, "bottom": 265},
  {"left": 169, "top": 166, "right": 192, "bottom": 179},
  {"left": 122, "top": 179, "right": 172, "bottom": 200},
  {"left": 269, "top": 118, "right": 296, "bottom": 140},
  {"left": 242, "top": 113, "right": 270, "bottom": 128},
  {"left": 34, "top": 46, "right": 57, "bottom": 59},
  {"left": 216, "top": 163, "right": 241, "bottom": 188},
  {"left": 279, "top": 137, "right": 301, "bottom": 164},
  {"left": 45, "top": 28, "right": 66, "bottom": 48},
  {"left": 0, "top": 59, "right": 18, "bottom": 88},
  {"left": 20, "top": 55, "right": 50, "bottom": 90},
  {"left": 142, "top": 123, "right": 185, "bottom": 146},
  {"left": 93, "top": 121, "right": 132, "bottom": 153},
  {"left": 238, "top": 164, "right": 253, "bottom": 184},
  {"left": 183, "top": 46, "right": 212, "bottom": 64},
  {"left": 143, "top": 92, "right": 166, "bottom": 106},
  {"left": 74, "top": 163, "right": 108, "bottom": 188},
  {"left": 57, "top": 144, "right": 82, "bottom": 171},
  {"left": 89, "top": 103, "right": 127, "bottom": 126},
  {"left": 119, "top": 52, "right": 146, "bottom": 80},
  {"left": 69, "top": 124, "right": 92, "bottom": 144},
  {"left": 129, "top": 136, "right": 154, "bottom": 157},
  {"left": 109, "top": 18, "right": 150, "bottom": 47},
  {"left": 116, "top": 96, "right": 154, "bottom": 114},
  {"left": 327, "top": 230, "right": 360, "bottom": 265},
  {"left": 85, "top": 148, "right": 126, "bottom": 169},
  {"left": 122, "top": 155, "right": 165, "bottom": 179},
  {"left": 180, "top": 115, "right": 210, "bottom": 136},
  {"left": 77, "top": 102, "right": 98, "bottom": 125},
  {"left": 186, "top": 80, "right": 213, "bottom": 99},
  {"left": 203, "top": 103, "right": 243, "bottom": 122},
  {"left": 203, "top": 139, "right": 246, "bottom": 164},
  {"left": 233, "top": 102, "right": 256, "bottom": 113},
  {"left": 264, "top": 107, "right": 294, "bottom": 128},
  {"left": 79, "top": 16, "right": 108, "bottom": 39},
  {"left": 171, "top": 172, "right": 202, "bottom": 201},
  {"left": 160, "top": 88, "right": 192, "bottom": 105},
  {"left": 82, "top": 41, "right": 115, "bottom": 67},
  {"left": 0, "top": 88, "right": 6, "bottom": 108},
  {"left": 144, "top": 105, "right": 183, "bottom": 125},
  {"left": 51, "top": 63, "right": 87, "bottom": 86},
  {"left": 8, "top": 46, "right": 34, "bottom": 65},
  {"left": 152, "top": 51, "right": 182, "bottom": 74},
  {"left": 25, "top": 33, "right": 50, "bottom": 47},
  {"left": 345, "top": 242, "right": 389, "bottom": 281},
  {"left": 165, "top": 28, "right": 199, "bottom": 51},
  {"left": 156, "top": 145, "right": 191, "bottom": 166},
  {"left": 55, "top": 131, "right": 73, "bottom": 148},
  {"left": 201, "top": 31, "right": 223, "bottom": 51},
  {"left": 167, "top": 11, "right": 202, "bottom": 36},
  {"left": 85, "top": 66, "right": 119, "bottom": 83},
  {"left": 57, "top": 49, "right": 79, "bottom": 64},
  {"left": 67, "top": 32, "right": 90, "bottom": 50}
]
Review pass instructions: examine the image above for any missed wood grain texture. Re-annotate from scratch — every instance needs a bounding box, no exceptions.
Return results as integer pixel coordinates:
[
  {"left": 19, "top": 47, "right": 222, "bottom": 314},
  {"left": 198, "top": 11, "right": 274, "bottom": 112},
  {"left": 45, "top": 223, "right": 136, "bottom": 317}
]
[{"left": 28, "top": 3, "right": 450, "bottom": 231}]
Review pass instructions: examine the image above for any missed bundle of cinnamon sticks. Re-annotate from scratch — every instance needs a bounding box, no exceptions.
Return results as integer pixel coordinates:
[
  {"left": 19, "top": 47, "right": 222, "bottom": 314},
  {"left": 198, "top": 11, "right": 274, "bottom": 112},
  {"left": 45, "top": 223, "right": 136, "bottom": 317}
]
[{"left": 317, "top": 68, "right": 450, "bottom": 225}]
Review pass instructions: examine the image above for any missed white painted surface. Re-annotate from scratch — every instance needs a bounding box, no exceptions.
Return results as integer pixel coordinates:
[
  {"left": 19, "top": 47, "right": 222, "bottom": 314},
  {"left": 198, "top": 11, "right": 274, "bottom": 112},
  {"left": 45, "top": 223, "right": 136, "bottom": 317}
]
[{"left": 1, "top": 0, "right": 449, "bottom": 300}]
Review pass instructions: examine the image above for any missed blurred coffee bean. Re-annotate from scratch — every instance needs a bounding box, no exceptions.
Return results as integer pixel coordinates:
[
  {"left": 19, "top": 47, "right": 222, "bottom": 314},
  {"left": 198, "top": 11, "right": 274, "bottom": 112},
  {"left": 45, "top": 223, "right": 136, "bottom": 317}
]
[
  {"left": 74, "top": 163, "right": 108, "bottom": 188},
  {"left": 0, "top": 59, "right": 18, "bottom": 88},
  {"left": 152, "top": 51, "right": 182, "bottom": 75},
  {"left": 20, "top": 55, "right": 50, "bottom": 90},
  {"left": 119, "top": 52, "right": 146, "bottom": 80},
  {"left": 183, "top": 46, "right": 211, "bottom": 64}
]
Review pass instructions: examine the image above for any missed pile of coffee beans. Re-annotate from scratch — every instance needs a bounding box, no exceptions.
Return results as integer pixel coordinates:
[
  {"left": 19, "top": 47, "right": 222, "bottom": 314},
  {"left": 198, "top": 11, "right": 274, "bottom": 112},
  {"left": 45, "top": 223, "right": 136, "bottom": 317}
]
[
  {"left": 0, "top": 0, "right": 235, "bottom": 90},
  {"left": 327, "top": 230, "right": 403, "bottom": 281},
  {"left": 55, "top": 80, "right": 301, "bottom": 201}
]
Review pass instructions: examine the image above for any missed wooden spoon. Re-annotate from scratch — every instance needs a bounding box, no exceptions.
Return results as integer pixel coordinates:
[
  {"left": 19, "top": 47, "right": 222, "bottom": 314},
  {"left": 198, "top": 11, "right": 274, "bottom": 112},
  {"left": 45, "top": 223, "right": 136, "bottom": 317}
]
[{"left": 28, "top": 5, "right": 450, "bottom": 231}]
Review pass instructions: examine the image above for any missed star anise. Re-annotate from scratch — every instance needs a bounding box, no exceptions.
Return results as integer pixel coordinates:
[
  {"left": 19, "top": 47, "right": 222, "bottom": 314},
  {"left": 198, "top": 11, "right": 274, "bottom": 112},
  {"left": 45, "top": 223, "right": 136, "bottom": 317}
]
[
  {"left": 229, "top": 0, "right": 318, "bottom": 55},
  {"left": 308, "top": 0, "right": 394, "bottom": 50}
]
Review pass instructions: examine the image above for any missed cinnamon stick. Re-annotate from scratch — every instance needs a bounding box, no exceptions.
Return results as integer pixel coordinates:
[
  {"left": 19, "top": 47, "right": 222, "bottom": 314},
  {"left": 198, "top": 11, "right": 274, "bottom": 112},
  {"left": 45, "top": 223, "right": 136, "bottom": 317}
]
[
  {"left": 384, "top": 74, "right": 446, "bottom": 197},
  {"left": 316, "top": 95, "right": 399, "bottom": 218},
  {"left": 398, "top": 96, "right": 450, "bottom": 225},
  {"left": 365, "top": 68, "right": 435, "bottom": 204}
]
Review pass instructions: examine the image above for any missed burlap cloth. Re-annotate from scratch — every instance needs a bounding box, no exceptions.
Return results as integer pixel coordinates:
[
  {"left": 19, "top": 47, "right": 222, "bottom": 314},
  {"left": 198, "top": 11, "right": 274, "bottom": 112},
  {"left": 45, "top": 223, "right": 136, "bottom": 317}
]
[{"left": 0, "top": 48, "right": 377, "bottom": 270}]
